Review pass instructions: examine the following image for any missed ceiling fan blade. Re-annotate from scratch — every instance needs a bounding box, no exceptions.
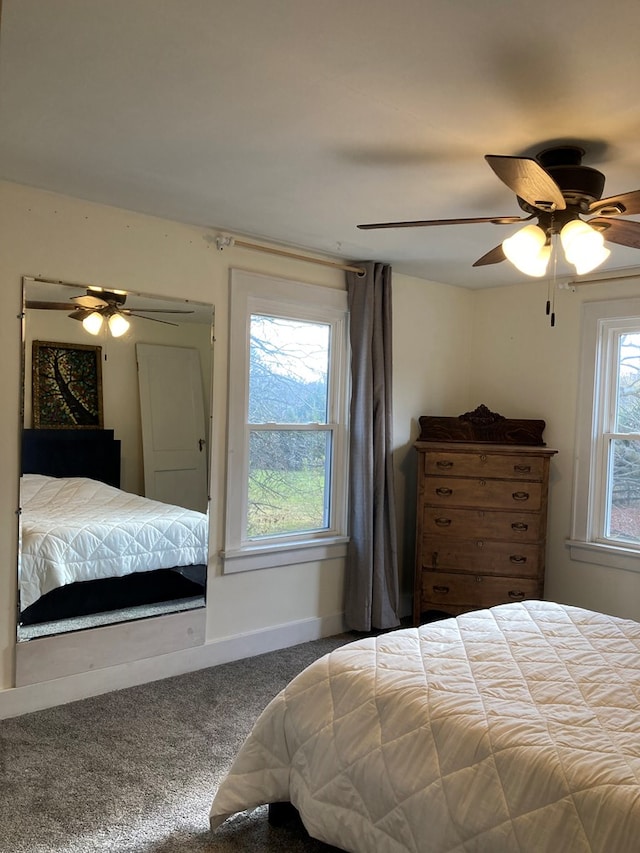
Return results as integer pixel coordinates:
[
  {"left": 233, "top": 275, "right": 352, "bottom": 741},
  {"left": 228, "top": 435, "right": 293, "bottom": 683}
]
[
  {"left": 129, "top": 314, "right": 179, "bottom": 327},
  {"left": 357, "top": 215, "right": 528, "bottom": 230},
  {"left": 69, "top": 308, "right": 179, "bottom": 326},
  {"left": 25, "top": 301, "right": 75, "bottom": 310},
  {"left": 124, "top": 308, "right": 195, "bottom": 315},
  {"left": 485, "top": 155, "right": 566, "bottom": 212},
  {"left": 68, "top": 308, "right": 93, "bottom": 321},
  {"left": 472, "top": 244, "right": 506, "bottom": 267},
  {"left": 588, "top": 217, "right": 640, "bottom": 250},
  {"left": 589, "top": 190, "right": 640, "bottom": 217},
  {"left": 70, "top": 294, "right": 109, "bottom": 309}
]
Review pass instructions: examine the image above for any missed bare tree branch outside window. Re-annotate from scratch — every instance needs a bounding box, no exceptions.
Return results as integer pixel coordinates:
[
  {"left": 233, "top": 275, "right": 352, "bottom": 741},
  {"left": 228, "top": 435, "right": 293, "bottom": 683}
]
[
  {"left": 247, "top": 315, "right": 331, "bottom": 537},
  {"left": 609, "top": 333, "right": 640, "bottom": 541}
]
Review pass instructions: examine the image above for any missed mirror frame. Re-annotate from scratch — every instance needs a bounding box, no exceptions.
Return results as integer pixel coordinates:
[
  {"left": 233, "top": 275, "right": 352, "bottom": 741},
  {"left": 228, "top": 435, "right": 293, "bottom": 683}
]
[{"left": 16, "top": 276, "right": 214, "bottom": 666}]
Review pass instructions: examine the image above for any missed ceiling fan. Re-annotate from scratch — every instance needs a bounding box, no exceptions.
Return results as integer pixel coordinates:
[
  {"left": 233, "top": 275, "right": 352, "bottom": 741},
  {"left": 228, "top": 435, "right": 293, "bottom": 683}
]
[
  {"left": 27, "top": 288, "right": 195, "bottom": 337},
  {"left": 358, "top": 145, "right": 640, "bottom": 279}
]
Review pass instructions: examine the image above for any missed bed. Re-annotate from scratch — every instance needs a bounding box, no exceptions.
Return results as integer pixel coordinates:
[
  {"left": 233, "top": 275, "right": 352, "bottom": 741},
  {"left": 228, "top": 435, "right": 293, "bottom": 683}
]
[
  {"left": 19, "top": 429, "right": 208, "bottom": 625},
  {"left": 210, "top": 600, "right": 640, "bottom": 852}
]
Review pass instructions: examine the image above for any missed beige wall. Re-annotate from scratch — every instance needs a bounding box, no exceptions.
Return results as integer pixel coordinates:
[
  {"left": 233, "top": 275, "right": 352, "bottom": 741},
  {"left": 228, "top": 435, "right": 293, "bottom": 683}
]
[
  {"left": 4, "top": 177, "right": 640, "bottom": 711},
  {"left": 392, "top": 274, "right": 473, "bottom": 603},
  {"left": 5, "top": 177, "right": 639, "bottom": 708},
  {"left": 0, "top": 180, "right": 472, "bottom": 704},
  {"left": 470, "top": 276, "right": 640, "bottom": 621}
]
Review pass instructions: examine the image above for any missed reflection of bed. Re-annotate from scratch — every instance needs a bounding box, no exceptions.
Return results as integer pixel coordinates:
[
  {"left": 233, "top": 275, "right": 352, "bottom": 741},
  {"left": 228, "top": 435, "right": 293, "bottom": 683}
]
[
  {"left": 210, "top": 600, "right": 640, "bottom": 853},
  {"left": 20, "top": 428, "right": 208, "bottom": 625}
]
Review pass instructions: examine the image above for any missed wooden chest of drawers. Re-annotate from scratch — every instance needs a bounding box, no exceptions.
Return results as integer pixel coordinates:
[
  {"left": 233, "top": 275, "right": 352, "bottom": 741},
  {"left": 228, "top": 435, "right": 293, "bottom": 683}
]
[{"left": 413, "top": 408, "right": 556, "bottom": 624}]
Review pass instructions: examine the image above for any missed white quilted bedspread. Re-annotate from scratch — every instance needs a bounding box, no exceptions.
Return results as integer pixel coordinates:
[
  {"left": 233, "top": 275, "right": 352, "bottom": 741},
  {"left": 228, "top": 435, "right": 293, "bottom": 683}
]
[
  {"left": 20, "top": 474, "right": 208, "bottom": 610},
  {"left": 210, "top": 600, "right": 640, "bottom": 852}
]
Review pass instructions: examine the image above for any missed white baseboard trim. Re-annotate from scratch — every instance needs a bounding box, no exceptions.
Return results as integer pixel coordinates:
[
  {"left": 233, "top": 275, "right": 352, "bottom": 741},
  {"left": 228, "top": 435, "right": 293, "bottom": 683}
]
[{"left": 0, "top": 611, "right": 346, "bottom": 720}]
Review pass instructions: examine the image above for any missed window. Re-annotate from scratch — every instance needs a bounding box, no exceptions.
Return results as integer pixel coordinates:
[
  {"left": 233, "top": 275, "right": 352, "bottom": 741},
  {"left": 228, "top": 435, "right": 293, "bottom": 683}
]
[
  {"left": 569, "top": 297, "right": 640, "bottom": 572},
  {"left": 223, "top": 269, "right": 349, "bottom": 572}
]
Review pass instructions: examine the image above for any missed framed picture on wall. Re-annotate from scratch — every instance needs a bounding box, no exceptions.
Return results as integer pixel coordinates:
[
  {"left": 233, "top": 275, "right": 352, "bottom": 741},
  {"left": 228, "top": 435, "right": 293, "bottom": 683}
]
[{"left": 32, "top": 340, "right": 104, "bottom": 429}]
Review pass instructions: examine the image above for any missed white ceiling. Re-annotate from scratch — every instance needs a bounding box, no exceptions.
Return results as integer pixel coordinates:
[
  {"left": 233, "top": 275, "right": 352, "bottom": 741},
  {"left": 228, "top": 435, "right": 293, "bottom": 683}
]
[{"left": 2, "top": 0, "right": 640, "bottom": 289}]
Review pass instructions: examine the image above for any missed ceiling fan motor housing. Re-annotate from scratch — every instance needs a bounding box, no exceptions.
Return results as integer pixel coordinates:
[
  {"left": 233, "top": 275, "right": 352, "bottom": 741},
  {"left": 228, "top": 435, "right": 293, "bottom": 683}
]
[
  {"left": 544, "top": 165, "right": 605, "bottom": 206},
  {"left": 538, "top": 145, "right": 605, "bottom": 207},
  {"left": 514, "top": 147, "right": 608, "bottom": 234},
  {"left": 517, "top": 146, "right": 605, "bottom": 215},
  {"left": 101, "top": 290, "right": 127, "bottom": 306}
]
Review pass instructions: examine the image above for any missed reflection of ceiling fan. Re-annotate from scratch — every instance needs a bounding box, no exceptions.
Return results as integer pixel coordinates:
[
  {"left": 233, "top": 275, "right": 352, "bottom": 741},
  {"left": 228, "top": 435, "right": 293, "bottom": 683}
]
[
  {"left": 358, "top": 145, "right": 640, "bottom": 278},
  {"left": 27, "top": 288, "right": 195, "bottom": 338}
]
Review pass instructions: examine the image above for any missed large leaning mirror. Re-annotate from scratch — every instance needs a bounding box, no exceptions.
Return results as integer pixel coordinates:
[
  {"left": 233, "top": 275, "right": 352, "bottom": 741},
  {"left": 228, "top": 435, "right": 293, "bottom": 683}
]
[{"left": 17, "top": 276, "right": 213, "bottom": 642}]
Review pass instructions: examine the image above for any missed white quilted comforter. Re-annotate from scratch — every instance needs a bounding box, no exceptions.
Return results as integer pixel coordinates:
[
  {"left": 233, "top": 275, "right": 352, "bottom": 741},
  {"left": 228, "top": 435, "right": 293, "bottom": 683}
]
[
  {"left": 210, "top": 601, "right": 640, "bottom": 852},
  {"left": 20, "top": 474, "right": 208, "bottom": 610}
]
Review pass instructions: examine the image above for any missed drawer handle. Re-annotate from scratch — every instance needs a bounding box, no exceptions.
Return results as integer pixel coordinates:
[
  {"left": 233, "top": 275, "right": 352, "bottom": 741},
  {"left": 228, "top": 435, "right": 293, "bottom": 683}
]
[
  {"left": 511, "top": 522, "right": 529, "bottom": 532},
  {"left": 512, "top": 491, "right": 530, "bottom": 502},
  {"left": 508, "top": 590, "right": 526, "bottom": 600},
  {"left": 435, "top": 487, "right": 452, "bottom": 496},
  {"left": 435, "top": 517, "right": 452, "bottom": 527},
  {"left": 432, "top": 585, "right": 450, "bottom": 595},
  {"left": 436, "top": 460, "right": 453, "bottom": 469},
  {"left": 509, "top": 555, "right": 527, "bottom": 564},
  {"left": 514, "top": 464, "right": 531, "bottom": 473}
]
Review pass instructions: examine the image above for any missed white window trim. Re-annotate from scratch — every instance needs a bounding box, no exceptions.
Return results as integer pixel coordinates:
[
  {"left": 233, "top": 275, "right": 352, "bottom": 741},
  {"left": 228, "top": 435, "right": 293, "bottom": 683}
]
[
  {"left": 568, "top": 296, "right": 640, "bottom": 574},
  {"left": 222, "top": 269, "right": 349, "bottom": 573}
]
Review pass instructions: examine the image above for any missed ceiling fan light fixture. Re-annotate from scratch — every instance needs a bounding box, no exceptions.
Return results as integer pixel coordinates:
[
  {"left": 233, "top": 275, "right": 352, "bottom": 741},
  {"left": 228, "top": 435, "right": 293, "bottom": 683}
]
[
  {"left": 82, "top": 311, "right": 104, "bottom": 335},
  {"left": 502, "top": 224, "right": 550, "bottom": 277},
  {"left": 570, "top": 243, "right": 611, "bottom": 275},
  {"left": 560, "top": 219, "right": 610, "bottom": 274},
  {"left": 108, "top": 312, "right": 130, "bottom": 338},
  {"left": 532, "top": 243, "right": 552, "bottom": 276}
]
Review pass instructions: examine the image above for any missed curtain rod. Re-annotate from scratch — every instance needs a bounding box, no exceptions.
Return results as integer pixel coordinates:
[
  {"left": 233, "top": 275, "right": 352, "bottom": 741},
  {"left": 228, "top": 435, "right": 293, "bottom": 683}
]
[
  {"left": 568, "top": 271, "right": 640, "bottom": 287},
  {"left": 215, "top": 235, "right": 366, "bottom": 276}
]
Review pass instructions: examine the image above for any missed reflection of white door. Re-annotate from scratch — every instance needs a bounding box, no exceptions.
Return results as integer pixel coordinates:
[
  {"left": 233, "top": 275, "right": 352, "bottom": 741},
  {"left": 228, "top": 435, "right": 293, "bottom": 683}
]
[{"left": 136, "top": 344, "right": 208, "bottom": 512}]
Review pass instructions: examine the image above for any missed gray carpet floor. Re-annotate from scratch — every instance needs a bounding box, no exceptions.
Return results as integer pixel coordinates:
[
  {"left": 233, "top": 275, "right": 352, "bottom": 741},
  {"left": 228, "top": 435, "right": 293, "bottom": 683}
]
[{"left": 0, "top": 634, "right": 355, "bottom": 852}]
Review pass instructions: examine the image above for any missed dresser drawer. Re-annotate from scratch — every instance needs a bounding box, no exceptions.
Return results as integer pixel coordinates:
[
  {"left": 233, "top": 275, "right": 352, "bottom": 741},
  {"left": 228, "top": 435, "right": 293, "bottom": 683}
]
[
  {"left": 420, "top": 570, "right": 540, "bottom": 609},
  {"left": 423, "top": 536, "right": 541, "bottom": 576},
  {"left": 424, "top": 477, "right": 542, "bottom": 511},
  {"left": 423, "top": 506, "right": 543, "bottom": 542},
  {"left": 425, "top": 451, "right": 545, "bottom": 481}
]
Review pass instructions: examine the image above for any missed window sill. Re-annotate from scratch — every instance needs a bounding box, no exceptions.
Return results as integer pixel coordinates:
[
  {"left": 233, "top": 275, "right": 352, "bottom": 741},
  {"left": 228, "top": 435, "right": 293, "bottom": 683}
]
[
  {"left": 221, "top": 536, "right": 349, "bottom": 573},
  {"left": 566, "top": 539, "right": 640, "bottom": 574}
]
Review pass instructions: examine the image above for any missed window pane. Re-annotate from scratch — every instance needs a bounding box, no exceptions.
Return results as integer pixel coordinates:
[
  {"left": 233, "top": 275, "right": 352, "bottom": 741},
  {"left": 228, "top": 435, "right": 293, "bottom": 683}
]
[
  {"left": 249, "top": 315, "right": 329, "bottom": 424},
  {"left": 247, "top": 430, "right": 330, "bottom": 537},
  {"left": 607, "top": 438, "right": 640, "bottom": 543},
  {"left": 615, "top": 333, "right": 640, "bottom": 433}
]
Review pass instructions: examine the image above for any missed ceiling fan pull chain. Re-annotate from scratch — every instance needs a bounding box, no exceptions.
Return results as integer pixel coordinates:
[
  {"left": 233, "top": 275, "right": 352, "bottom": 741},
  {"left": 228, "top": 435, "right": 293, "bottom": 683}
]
[
  {"left": 545, "top": 233, "right": 553, "bottom": 318},
  {"left": 550, "top": 233, "right": 559, "bottom": 327}
]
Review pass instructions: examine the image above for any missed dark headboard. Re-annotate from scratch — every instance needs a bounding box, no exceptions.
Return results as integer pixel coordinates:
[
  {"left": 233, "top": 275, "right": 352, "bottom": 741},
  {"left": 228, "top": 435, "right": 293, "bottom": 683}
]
[{"left": 22, "top": 429, "right": 122, "bottom": 488}]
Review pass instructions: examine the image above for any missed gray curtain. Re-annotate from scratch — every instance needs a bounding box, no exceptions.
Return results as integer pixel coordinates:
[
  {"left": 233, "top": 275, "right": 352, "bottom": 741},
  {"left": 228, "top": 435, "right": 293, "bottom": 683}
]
[{"left": 345, "top": 261, "right": 400, "bottom": 632}]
